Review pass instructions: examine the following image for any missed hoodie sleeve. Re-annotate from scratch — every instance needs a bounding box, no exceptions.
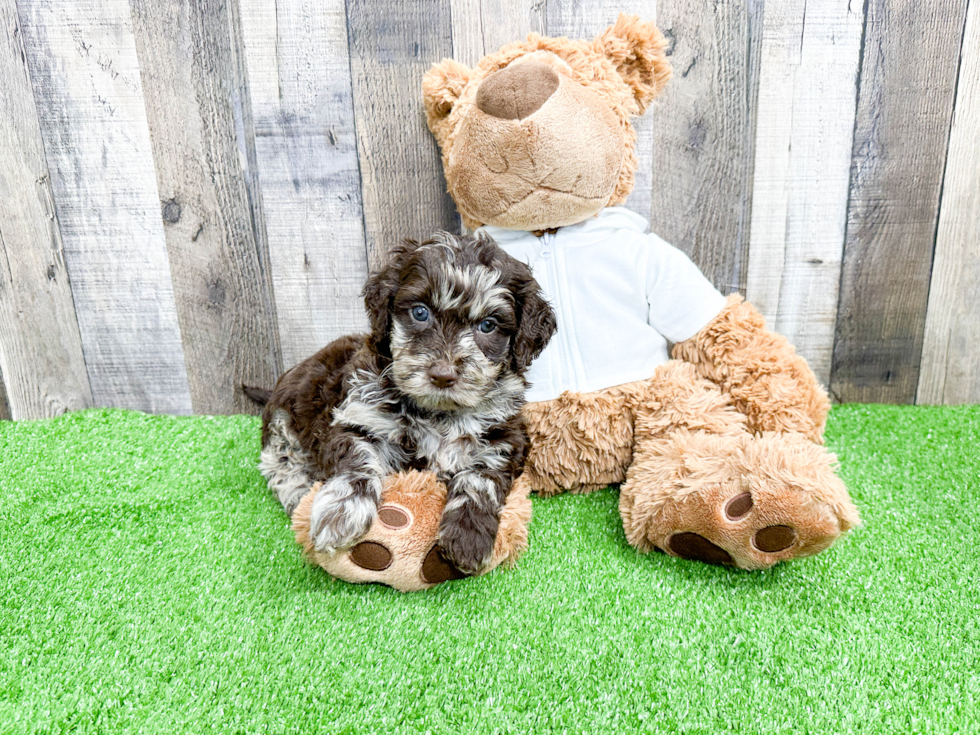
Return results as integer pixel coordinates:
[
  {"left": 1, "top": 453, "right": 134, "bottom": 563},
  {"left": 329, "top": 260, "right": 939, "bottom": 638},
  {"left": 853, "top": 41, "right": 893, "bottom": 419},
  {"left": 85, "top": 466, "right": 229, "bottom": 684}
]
[{"left": 644, "top": 233, "right": 728, "bottom": 343}]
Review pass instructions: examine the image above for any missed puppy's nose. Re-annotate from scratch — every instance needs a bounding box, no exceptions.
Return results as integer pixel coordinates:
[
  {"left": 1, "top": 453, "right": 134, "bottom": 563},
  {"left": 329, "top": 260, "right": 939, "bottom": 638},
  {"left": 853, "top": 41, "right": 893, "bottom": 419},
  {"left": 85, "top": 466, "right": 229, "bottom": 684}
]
[
  {"left": 476, "top": 61, "right": 560, "bottom": 120},
  {"left": 427, "top": 362, "right": 458, "bottom": 389}
]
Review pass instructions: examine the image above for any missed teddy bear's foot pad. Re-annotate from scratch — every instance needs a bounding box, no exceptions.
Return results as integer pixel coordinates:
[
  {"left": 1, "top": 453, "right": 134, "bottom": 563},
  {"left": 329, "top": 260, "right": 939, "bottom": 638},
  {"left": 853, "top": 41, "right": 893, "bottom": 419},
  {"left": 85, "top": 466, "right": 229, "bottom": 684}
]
[{"left": 620, "top": 433, "right": 860, "bottom": 570}]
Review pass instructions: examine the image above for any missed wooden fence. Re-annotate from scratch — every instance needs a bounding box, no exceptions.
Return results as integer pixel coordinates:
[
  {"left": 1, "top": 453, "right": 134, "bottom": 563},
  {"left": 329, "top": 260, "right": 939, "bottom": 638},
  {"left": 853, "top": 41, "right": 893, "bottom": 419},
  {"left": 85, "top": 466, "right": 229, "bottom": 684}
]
[{"left": 1, "top": 0, "right": 978, "bottom": 420}]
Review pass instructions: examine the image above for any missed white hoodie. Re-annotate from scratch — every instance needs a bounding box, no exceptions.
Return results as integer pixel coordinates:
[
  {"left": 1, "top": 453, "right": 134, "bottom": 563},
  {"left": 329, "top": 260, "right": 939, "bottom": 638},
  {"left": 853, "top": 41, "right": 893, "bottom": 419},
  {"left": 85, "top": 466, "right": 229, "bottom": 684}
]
[{"left": 480, "top": 207, "right": 727, "bottom": 403}]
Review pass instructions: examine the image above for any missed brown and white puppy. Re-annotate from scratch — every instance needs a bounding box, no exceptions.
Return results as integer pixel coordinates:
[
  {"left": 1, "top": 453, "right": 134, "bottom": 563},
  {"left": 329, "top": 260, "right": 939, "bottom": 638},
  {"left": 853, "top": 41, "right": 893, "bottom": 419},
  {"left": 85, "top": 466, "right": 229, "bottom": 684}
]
[{"left": 254, "top": 233, "right": 556, "bottom": 574}]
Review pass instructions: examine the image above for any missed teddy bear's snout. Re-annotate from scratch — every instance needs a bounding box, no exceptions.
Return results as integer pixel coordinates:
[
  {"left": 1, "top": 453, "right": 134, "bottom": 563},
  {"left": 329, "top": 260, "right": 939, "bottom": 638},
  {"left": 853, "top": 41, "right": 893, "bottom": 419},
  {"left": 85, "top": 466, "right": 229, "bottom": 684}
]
[{"left": 476, "top": 61, "right": 559, "bottom": 120}]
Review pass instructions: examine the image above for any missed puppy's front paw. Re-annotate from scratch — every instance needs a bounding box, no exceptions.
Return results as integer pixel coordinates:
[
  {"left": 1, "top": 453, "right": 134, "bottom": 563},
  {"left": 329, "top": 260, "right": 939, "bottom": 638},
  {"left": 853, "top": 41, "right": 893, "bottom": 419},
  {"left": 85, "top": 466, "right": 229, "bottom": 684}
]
[
  {"left": 308, "top": 477, "right": 380, "bottom": 553},
  {"left": 437, "top": 511, "right": 498, "bottom": 576}
]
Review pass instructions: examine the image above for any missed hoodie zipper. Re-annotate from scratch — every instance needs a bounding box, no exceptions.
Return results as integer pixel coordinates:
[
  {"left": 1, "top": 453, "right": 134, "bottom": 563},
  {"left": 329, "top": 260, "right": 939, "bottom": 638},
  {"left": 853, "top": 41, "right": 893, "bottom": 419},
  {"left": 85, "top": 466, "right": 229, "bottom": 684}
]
[
  {"left": 538, "top": 230, "right": 570, "bottom": 391},
  {"left": 540, "top": 231, "right": 554, "bottom": 258}
]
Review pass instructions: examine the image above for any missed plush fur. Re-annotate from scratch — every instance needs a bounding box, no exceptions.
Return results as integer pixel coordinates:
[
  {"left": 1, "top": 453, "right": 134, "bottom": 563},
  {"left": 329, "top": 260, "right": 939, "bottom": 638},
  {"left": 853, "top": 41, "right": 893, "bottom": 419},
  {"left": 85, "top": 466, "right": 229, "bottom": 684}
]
[
  {"left": 256, "top": 233, "right": 556, "bottom": 583},
  {"left": 423, "top": 15, "right": 670, "bottom": 230},
  {"left": 423, "top": 16, "right": 860, "bottom": 570}
]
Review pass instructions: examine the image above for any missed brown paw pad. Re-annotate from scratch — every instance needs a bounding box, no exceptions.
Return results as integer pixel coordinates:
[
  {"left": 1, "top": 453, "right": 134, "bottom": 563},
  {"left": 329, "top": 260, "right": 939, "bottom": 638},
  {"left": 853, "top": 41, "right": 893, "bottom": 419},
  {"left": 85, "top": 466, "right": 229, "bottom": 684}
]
[
  {"left": 725, "top": 492, "right": 754, "bottom": 520},
  {"left": 378, "top": 505, "right": 410, "bottom": 529},
  {"left": 421, "top": 546, "right": 468, "bottom": 584},
  {"left": 668, "top": 533, "right": 734, "bottom": 566},
  {"left": 349, "top": 541, "right": 393, "bottom": 571},
  {"left": 753, "top": 525, "right": 798, "bottom": 553}
]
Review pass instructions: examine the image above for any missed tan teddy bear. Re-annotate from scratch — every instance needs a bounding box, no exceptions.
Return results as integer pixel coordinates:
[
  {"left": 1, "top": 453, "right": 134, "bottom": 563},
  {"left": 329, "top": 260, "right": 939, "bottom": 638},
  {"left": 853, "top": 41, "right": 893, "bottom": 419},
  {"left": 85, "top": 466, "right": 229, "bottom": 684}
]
[{"left": 421, "top": 14, "right": 860, "bottom": 569}]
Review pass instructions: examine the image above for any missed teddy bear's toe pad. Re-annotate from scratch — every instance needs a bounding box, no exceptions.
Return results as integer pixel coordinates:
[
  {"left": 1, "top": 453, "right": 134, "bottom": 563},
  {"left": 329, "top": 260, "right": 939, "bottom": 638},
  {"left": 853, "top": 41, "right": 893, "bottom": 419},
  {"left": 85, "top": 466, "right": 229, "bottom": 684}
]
[
  {"left": 753, "top": 525, "right": 797, "bottom": 552},
  {"left": 668, "top": 533, "right": 734, "bottom": 565},
  {"left": 421, "top": 546, "right": 468, "bottom": 584},
  {"left": 350, "top": 541, "right": 394, "bottom": 571}
]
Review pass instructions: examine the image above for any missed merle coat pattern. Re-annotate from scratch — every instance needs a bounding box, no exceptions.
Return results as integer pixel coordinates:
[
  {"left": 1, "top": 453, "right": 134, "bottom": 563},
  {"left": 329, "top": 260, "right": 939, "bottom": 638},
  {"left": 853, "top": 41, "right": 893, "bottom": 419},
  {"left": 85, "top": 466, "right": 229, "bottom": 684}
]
[{"left": 257, "top": 233, "right": 556, "bottom": 574}]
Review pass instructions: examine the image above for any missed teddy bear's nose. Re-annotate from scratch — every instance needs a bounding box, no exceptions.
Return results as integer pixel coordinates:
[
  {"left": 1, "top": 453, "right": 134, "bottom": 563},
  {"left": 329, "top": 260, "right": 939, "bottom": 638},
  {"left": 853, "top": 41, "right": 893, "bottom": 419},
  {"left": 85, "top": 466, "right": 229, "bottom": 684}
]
[{"left": 476, "top": 61, "right": 560, "bottom": 120}]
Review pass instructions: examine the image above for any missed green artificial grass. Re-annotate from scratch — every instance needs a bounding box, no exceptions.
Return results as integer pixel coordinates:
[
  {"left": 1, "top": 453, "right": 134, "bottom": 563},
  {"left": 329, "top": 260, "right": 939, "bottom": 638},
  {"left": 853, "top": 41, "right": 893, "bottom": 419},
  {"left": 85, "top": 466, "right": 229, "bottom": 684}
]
[{"left": 1, "top": 405, "right": 979, "bottom": 734}]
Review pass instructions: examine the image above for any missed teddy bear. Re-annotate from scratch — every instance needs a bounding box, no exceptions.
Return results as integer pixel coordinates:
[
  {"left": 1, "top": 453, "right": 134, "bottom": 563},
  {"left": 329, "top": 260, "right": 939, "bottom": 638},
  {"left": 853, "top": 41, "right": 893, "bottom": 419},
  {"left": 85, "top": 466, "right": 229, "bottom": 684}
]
[{"left": 420, "top": 14, "right": 861, "bottom": 569}]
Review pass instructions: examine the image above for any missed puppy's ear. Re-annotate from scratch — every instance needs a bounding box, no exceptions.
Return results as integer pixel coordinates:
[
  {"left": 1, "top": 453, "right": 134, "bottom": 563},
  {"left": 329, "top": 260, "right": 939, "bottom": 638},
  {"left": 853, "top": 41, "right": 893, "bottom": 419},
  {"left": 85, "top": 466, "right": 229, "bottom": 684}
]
[
  {"left": 363, "top": 240, "right": 422, "bottom": 356},
  {"left": 593, "top": 14, "right": 672, "bottom": 114},
  {"left": 511, "top": 267, "right": 557, "bottom": 373}
]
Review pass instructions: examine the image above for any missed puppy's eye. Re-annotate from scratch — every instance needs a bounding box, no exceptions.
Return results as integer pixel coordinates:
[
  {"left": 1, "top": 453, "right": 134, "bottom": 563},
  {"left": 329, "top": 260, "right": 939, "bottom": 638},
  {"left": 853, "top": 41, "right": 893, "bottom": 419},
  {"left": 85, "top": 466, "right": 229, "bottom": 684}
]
[
  {"left": 411, "top": 305, "right": 430, "bottom": 322},
  {"left": 477, "top": 318, "right": 497, "bottom": 334}
]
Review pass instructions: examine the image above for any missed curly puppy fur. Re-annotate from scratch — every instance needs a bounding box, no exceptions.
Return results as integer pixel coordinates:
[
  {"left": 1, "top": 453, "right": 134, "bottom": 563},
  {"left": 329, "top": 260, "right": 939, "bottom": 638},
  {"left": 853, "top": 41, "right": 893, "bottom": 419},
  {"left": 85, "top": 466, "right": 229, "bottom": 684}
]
[{"left": 257, "top": 233, "right": 556, "bottom": 574}]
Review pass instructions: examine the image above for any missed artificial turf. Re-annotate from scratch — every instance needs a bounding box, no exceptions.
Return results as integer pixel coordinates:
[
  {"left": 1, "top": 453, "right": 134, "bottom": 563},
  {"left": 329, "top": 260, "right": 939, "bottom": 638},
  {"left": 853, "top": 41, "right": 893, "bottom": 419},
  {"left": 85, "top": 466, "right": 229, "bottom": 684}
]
[{"left": 1, "top": 405, "right": 978, "bottom": 734}]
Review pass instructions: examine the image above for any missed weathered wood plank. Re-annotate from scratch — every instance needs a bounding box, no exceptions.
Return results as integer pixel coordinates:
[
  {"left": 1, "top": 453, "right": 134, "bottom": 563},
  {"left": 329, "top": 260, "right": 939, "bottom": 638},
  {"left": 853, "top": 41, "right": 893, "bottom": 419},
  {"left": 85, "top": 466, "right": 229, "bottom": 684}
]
[
  {"left": 346, "top": 0, "right": 458, "bottom": 269},
  {"left": 744, "top": 0, "right": 863, "bottom": 389},
  {"left": 239, "top": 0, "right": 369, "bottom": 368},
  {"left": 547, "top": 0, "right": 658, "bottom": 224},
  {"left": 17, "top": 0, "right": 192, "bottom": 413},
  {"left": 449, "top": 0, "right": 544, "bottom": 68},
  {"left": 0, "top": 0, "right": 92, "bottom": 420},
  {"left": 647, "top": 0, "right": 763, "bottom": 294},
  {"left": 130, "top": 0, "right": 281, "bottom": 414},
  {"left": 830, "top": 0, "right": 969, "bottom": 405},
  {"left": 0, "top": 366, "right": 10, "bottom": 421},
  {"left": 917, "top": 2, "right": 980, "bottom": 405}
]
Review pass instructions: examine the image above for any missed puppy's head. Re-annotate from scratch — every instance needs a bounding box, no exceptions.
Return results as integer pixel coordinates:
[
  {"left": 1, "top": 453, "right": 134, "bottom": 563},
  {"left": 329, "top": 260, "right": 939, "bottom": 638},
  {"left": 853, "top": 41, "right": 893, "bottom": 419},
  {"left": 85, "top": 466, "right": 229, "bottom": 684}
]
[{"left": 362, "top": 232, "right": 556, "bottom": 412}]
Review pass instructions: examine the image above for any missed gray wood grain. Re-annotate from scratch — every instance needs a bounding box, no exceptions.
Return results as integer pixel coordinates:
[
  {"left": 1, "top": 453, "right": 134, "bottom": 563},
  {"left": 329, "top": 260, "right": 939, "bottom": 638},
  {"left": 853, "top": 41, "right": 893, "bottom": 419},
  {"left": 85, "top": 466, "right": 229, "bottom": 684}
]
[
  {"left": 744, "top": 0, "right": 864, "bottom": 389},
  {"left": 449, "top": 0, "right": 544, "bottom": 68},
  {"left": 239, "top": 0, "right": 370, "bottom": 368},
  {"left": 0, "top": 365, "right": 10, "bottom": 421},
  {"left": 547, "top": 0, "right": 659, "bottom": 225},
  {"left": 647, "top": 0, "right": 763, "bottom": 294},
  {"left": 1, "top": 0, "right": 92, "bottom": 420},
  {"left": 130, "top": 0, "right": 281, "bottom": 415},
  {"left": 17, "top": 0, "right": 192, "bottom": 413},
  {"left": 830, "top": 0, "right": 969, "bottom": 405},
  {"left": 918, "top": 1, "right": 980, "bottom": 405},
  {"left": 346, "top": 0, "right": 459, "bottom": 268}
]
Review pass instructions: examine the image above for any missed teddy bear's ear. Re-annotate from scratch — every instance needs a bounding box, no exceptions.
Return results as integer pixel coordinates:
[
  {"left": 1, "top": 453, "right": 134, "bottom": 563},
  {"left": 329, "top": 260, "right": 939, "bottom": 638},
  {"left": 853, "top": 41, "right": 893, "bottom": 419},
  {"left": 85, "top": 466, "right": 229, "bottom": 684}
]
[
  {"left": 593, "top": 14, "right": 672, "bottom": 114},
  {"left": 422, "top": 59, "right": 474, "bottom": 123}
]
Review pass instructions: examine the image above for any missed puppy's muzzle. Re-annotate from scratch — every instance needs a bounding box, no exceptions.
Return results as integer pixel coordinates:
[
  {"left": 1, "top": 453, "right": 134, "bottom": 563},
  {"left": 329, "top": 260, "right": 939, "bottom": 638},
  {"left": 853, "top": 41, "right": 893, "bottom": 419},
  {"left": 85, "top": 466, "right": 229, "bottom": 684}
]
[{"left": 427, "top": 361, "right": 458, "bottom": 389}]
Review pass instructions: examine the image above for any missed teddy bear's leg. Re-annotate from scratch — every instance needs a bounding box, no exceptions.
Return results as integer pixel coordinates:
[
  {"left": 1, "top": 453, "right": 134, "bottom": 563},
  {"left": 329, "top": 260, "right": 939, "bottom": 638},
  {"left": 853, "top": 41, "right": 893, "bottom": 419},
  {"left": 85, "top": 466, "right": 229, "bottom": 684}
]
[
  {"left": 672, "top": 294, "right": 831, "bottom": 442},
  {"left": 521, "top": 383, "right": 643, "bottom": 496},
  {"left": 620, "top": 361, "right": 860, "bottom": 569}
]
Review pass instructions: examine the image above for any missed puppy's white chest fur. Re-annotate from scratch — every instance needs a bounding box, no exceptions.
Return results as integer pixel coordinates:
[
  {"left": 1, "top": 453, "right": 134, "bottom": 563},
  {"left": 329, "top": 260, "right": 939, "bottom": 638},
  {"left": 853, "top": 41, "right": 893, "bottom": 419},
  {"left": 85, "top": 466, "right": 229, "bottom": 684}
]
[
  {"left": 332, "top": 371, "right": 506, "bottom": 477},
  {"left": 412, "top": 414, "right": 487, "bottom": 475}
]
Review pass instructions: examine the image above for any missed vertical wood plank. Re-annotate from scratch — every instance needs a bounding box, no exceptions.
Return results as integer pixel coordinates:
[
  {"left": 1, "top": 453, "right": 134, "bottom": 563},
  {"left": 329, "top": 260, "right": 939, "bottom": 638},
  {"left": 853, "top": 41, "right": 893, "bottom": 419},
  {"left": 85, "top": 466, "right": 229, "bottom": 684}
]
[
  {"left": 345, "top": 0, "right": 458, "bottom": 269},
  {"left": 830, "top": 0, "right": 969, "bottom": 404},
  {"left": 0, "top": 366, "right": 11, "bottom": 420},
  {"left": 0, "top": 0, "right": 92, "bottom": 419},
  {"left": 547, "top": 0, "right": 659, "bottom": 224},
  {"left": 917, "top": 2, "right": 980, "bottom": 405},
  {"left": 647, "top": 0, "right": 763, "bottom": 293},
  {"left": 744, "top": 0, "right": 863, "bottom": 389},
  {"left": 17, "top": 0, "right": 192, "bottom": 413},
  {"left": 449, "top": 0, "right": 544, "bottom": 68},
  {"left": 130, "top": 0, "right": 281, "bottom": 414},
  {"left": 239, "top": 0, "right": 369, "bottom": 368}
]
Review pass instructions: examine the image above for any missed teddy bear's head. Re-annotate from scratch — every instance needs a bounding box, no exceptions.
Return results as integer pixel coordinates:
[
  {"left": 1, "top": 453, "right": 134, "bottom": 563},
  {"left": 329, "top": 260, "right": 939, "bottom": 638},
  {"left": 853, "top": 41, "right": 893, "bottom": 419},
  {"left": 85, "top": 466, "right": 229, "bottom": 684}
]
[{"left": 423, "top": 14, "right": 671, "bottom": 231}]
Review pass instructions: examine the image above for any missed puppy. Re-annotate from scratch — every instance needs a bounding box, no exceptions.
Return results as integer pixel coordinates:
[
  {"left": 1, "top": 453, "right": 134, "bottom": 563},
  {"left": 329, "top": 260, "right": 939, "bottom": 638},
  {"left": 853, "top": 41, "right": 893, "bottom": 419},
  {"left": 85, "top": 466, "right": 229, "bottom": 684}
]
[{"left": 253, "top": 233, "right": 556, "bottom": 574}]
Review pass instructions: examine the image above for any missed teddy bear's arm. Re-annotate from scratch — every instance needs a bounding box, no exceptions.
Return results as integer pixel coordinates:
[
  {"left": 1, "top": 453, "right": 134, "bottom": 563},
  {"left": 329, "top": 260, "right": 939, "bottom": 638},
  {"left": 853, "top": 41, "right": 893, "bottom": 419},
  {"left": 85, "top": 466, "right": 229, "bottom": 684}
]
[{"left": 671, "top": 294, "right": 831, "bottom": 442}]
